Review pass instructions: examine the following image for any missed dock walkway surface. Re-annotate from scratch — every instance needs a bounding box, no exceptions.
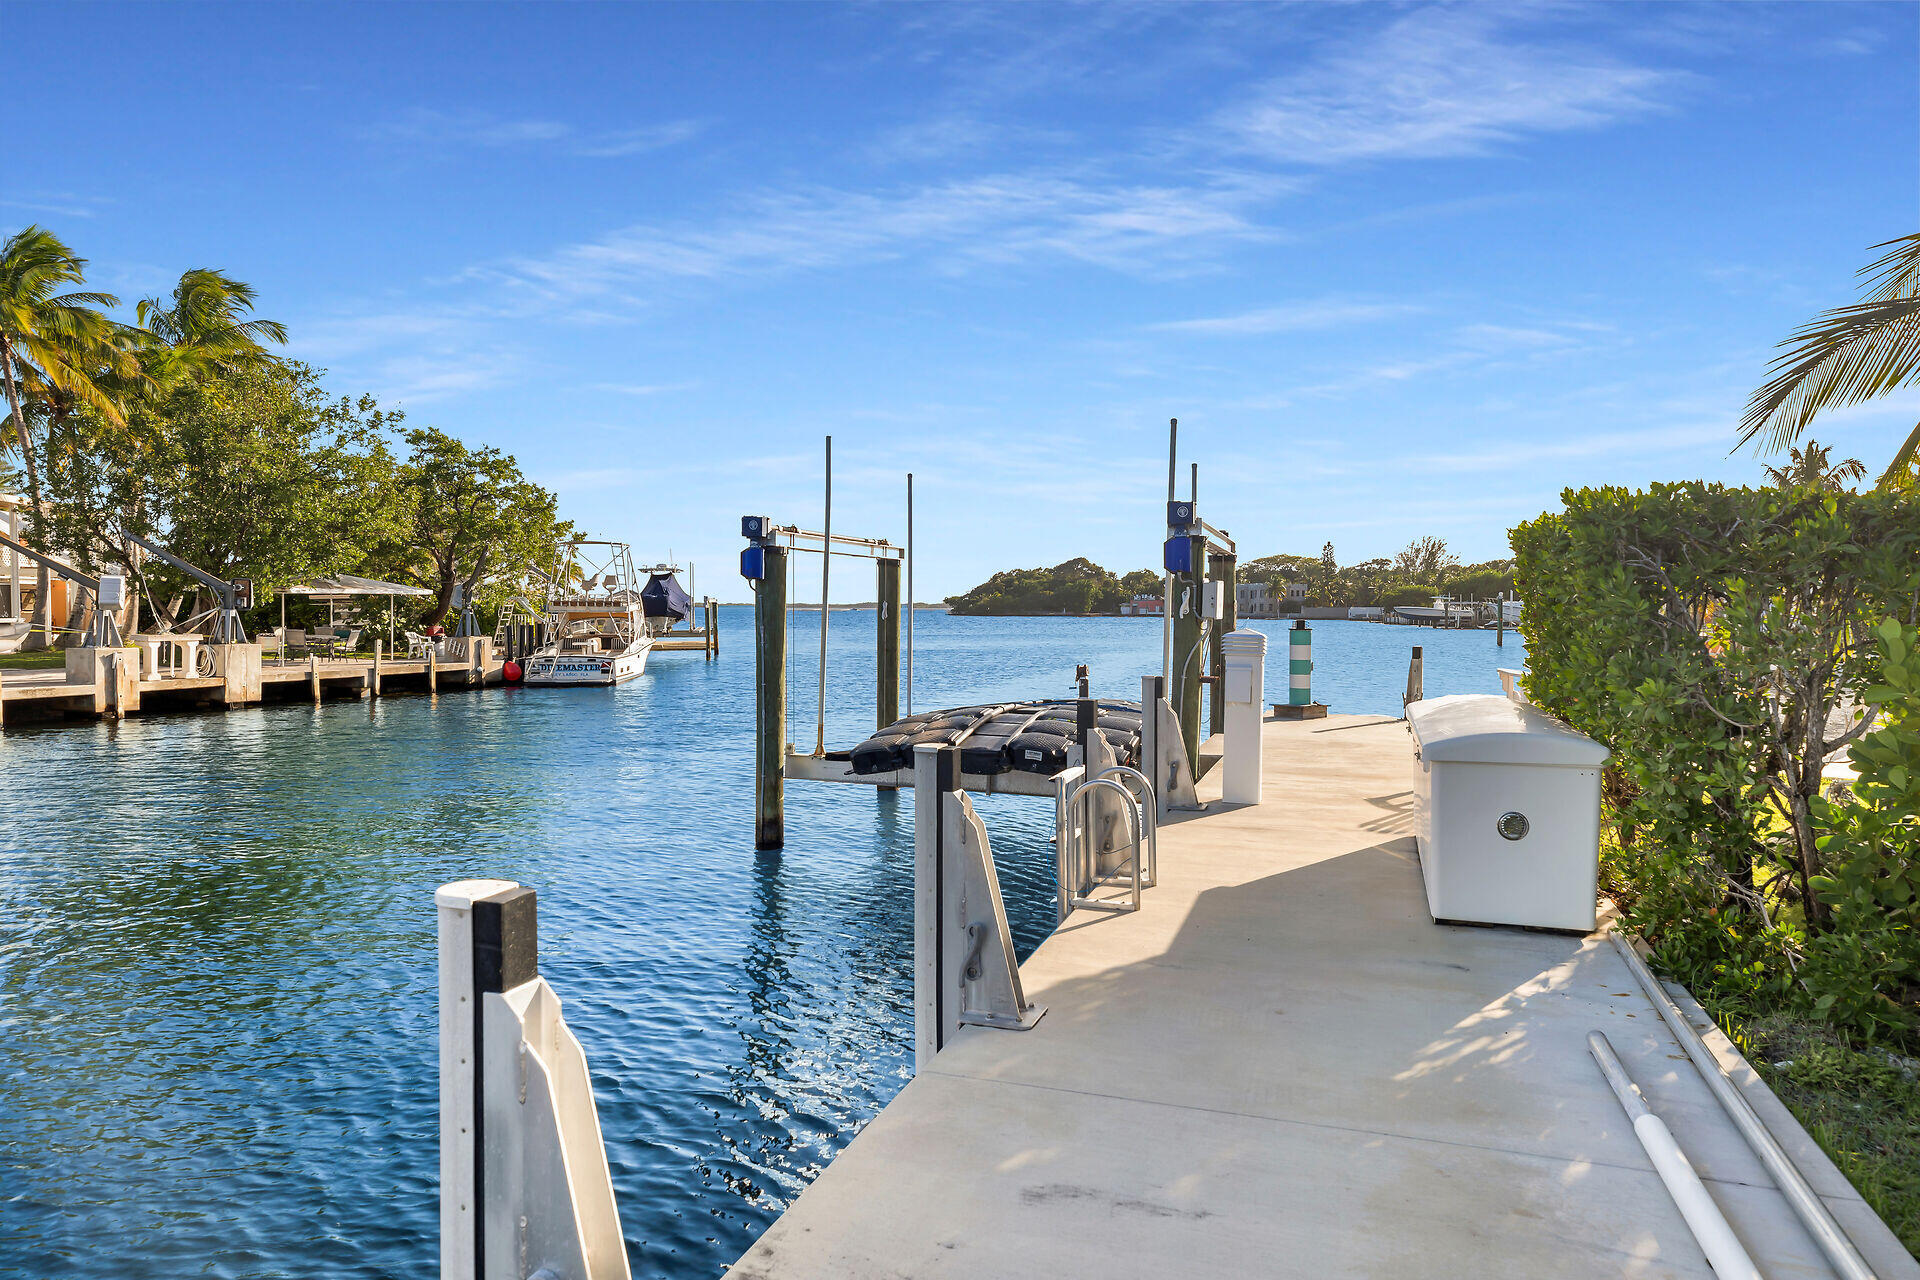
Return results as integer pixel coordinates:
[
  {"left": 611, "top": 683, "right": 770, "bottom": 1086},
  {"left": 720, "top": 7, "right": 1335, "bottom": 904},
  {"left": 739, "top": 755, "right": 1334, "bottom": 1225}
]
[{"left": 730, "top": 714, "right": 1916, "bottom": 1280}]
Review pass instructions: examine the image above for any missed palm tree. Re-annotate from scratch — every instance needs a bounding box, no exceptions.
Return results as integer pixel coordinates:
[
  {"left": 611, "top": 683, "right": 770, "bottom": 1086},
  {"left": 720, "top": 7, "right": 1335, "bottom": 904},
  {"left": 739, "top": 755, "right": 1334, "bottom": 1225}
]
[
  {"left": 0, "top": 227, "right": 125, "bottom": 647},
  {"left": 1740, "top": 233, "right": 1920, "bottom": 487},
  {"left": 1762, "top": 441, "right": 1869, "bottom": 491},
  {"left": 136, "top": 268, "right": 287, "bottom": 388}
]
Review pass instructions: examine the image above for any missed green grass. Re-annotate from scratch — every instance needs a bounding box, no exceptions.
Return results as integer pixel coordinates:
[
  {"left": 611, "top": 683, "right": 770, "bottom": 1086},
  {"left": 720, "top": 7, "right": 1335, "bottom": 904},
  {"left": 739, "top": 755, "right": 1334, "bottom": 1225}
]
[
  {"left": 1707, "top": 999, "right": 1920, "bottom": 1258},
  {"left": 0, "top": 649, "right": 69, "bottom": 670}
]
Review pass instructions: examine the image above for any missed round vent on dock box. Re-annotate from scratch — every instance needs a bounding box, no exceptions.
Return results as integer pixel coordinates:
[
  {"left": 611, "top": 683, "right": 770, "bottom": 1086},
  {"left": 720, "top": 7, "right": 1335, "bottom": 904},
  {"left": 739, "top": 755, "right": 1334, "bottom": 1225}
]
[{"left": 1496, "top": 812, "right": 1530, "bottom": 842}]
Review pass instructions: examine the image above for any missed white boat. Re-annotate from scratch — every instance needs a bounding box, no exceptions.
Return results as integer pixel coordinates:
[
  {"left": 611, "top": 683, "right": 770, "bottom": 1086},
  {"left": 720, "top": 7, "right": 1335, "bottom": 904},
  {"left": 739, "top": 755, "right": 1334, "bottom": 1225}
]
[
  {"left": 1391, "top": 596, "right": 1480, "bottom": 625},
  {"left": 523, "top": 540, "right": 654, "bottom": 687}
]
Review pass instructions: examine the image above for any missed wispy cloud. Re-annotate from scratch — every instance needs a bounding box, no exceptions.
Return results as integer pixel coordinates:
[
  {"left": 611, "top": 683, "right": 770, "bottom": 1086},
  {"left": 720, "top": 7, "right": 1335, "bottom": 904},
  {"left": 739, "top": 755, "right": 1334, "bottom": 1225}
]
[
  {"left": 573, "top": 121, "right": 707, "bottom": 158},
  {"left": 367, "top": 108, "right": 705, "bottom": 158},
  {"left": 1215, "top": 8, "right": 1680, "bottom": 165},
  {"left": 476, "top": 170, "right": 1294, "bottom": 304},
  {"left": 589, "top": 381, "right": 698, "bottom": 396},
  {"left": 1151, "top": 299, "right": 1419, "bottom": 336},
  {"left": 1, "top": 192, "right": 113, "bottom": 220}
]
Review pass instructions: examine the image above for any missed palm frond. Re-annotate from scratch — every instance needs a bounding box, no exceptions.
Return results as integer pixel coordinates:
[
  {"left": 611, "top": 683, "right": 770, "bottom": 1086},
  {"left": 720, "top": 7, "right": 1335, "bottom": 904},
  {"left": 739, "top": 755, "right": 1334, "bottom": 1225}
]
[
  {"left": 1738, "top": 294, "right": 1920, "bottom": 452},
  {"left": 1880, "top": 421, "right": 1920, "bottom": 487},
  {"left": 1861, "top": 233, "right": 1920, "bottom": 304}
]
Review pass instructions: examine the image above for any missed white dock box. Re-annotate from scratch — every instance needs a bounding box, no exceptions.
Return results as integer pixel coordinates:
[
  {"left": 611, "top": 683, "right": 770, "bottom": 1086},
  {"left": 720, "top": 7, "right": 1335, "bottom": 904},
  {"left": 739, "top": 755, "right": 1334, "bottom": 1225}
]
[{"left": 1407, "top": 694, "right": 1609, "bottom": 932}]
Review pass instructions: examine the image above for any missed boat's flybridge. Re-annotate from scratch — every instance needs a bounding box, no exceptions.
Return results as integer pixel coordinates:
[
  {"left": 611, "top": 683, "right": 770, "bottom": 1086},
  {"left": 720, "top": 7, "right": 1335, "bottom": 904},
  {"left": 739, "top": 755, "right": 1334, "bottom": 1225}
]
[{"left": 523, "top": 539, "right": 655, "bottom": 687}]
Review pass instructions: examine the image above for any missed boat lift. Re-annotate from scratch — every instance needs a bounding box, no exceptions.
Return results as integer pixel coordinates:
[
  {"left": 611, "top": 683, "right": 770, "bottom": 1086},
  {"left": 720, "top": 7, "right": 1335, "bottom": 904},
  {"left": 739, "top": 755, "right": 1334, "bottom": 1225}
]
[
  {"left": 0, "top": 530, "right": 123, "bottom": 647},
  {"left": 740, "top": 437, "right": 907, "bottom": 850},
  {"left": 126, "top": 533, "right": 250, "bottom": 644}
]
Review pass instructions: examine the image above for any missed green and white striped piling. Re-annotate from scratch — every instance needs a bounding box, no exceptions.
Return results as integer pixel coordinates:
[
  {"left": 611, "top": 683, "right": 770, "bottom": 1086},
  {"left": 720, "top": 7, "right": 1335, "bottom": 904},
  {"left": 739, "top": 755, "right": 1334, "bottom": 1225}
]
[
  {"left": 1274, "top": 619, "right": 1328, "bottom": 720},
  {"left": 1289, "top": 621, "right": 1312, "bottom": 705}
]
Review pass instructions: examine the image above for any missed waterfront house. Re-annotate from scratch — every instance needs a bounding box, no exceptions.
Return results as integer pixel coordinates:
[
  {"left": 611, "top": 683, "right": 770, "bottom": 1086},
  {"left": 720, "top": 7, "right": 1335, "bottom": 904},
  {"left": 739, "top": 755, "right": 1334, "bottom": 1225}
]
[{"left": 1235, "top": 579, "right": 1306, "bottom": 619}]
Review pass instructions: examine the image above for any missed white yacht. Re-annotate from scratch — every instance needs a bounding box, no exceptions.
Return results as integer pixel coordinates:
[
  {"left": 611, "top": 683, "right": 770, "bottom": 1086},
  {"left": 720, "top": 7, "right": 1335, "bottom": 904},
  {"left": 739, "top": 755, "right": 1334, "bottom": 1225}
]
[{"left": 523, "top": 540, "right": 654, "bottom": 687}]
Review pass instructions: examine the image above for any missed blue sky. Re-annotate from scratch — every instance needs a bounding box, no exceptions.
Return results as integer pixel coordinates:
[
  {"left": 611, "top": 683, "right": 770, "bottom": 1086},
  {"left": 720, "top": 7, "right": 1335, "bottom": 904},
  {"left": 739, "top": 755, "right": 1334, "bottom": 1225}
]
[{"left": 8, "top": 2, "right": 1916, "bottom": 598}]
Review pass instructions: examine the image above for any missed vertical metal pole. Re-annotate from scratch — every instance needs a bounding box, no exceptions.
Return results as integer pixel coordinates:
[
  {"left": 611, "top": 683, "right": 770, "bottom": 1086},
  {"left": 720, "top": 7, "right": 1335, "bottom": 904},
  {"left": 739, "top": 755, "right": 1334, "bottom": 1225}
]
[
  {"left": 756, "top": 546, "right": 789, "bottom": 849},
  {"left": 816, "top": 437, "right": 831, "bottom": 757},
  {"left": 876, "top": 557, "right": 900, "bottom": 730},
  {"left": 905, "top": 473, "right": 914, "bottom": 718},
  {"left": 1162, "top": 419, "right": 1176, "bottom": 687}
]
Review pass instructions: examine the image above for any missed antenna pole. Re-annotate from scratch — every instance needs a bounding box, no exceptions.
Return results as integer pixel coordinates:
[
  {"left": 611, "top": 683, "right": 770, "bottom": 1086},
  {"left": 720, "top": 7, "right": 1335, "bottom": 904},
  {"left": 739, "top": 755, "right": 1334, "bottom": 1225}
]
[
  {"left": 816, "top": 436, "right": 831, "bottom": 756},
  {"left": 906, "top": 472, "right": 915, "bottom": 718}
]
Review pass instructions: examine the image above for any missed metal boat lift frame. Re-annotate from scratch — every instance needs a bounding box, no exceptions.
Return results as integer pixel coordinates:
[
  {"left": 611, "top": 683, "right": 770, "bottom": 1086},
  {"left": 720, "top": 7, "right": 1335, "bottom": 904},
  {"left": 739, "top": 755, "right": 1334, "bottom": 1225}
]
[{"left": 741, "top": 436, "right": 910, "bottom": 849}]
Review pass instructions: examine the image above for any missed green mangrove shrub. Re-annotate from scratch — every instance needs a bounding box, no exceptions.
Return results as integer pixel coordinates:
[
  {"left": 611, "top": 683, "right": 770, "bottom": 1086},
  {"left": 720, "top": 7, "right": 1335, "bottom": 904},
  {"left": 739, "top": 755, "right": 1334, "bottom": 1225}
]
[{"left": 1513, "top": 482, "right": 1920, "bottom": 1041}]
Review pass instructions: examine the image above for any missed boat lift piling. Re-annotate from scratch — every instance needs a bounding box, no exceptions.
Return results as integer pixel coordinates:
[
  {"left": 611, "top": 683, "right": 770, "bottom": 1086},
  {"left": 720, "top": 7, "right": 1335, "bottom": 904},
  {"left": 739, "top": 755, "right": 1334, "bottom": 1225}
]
[{"left": 1161, "top": 423, "right": 1234, "bottom": 778}]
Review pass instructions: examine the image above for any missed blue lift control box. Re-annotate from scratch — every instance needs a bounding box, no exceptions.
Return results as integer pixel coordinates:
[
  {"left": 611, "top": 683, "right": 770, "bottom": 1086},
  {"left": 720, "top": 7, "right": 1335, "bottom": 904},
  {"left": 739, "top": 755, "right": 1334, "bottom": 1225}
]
[
  {"left": 1164, "top": 536, "right": 1194, "bottom": 574},
  {"left": 1167, "top": 500, "right": 1196, "bottom": 531},
  {"left": 740, "top": 546, "right": 767, "bottom": 580}
]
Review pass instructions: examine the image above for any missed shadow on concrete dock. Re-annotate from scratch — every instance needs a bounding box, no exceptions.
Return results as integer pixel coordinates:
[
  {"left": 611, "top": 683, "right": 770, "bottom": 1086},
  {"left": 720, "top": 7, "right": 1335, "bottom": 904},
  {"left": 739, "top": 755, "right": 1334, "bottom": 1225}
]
[{"left": 728, "top": 715, "right": 1916, "bottom": 1280}]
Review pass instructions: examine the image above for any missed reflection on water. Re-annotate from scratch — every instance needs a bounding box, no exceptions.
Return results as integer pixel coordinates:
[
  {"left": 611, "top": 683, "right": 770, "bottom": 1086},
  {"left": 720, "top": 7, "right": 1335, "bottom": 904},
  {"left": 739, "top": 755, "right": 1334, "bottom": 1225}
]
[{"left": 0, "top": 611, "right": 1517, "bottom": 1278}]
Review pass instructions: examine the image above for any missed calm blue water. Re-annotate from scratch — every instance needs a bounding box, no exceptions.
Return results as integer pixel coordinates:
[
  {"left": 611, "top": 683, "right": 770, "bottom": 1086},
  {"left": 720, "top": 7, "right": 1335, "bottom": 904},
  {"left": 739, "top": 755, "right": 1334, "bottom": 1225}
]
[{"left": 0, "top": 610, "right": 1519, "bottom": 1278}]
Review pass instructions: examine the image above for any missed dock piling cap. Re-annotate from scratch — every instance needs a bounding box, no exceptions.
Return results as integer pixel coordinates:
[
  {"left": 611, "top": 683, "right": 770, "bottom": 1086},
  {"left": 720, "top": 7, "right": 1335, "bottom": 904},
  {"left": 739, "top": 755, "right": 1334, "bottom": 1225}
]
[{"left": 434, "top": 879, "right": 521, "bottom": 909}]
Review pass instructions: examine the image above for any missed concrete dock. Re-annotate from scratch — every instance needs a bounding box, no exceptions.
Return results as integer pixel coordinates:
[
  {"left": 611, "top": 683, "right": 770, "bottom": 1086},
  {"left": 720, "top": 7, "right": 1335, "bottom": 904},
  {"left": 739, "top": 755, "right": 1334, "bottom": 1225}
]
[{"left": 729, "top": 714, "right": 1916, "bottom": 1279}]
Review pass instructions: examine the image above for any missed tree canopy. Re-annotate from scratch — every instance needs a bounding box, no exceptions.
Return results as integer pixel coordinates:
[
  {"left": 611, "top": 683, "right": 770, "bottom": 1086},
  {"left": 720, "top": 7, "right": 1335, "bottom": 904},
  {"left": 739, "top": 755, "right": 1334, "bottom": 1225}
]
[{"left": 946, "top": 558, "right": 1128, "bottom": 615}]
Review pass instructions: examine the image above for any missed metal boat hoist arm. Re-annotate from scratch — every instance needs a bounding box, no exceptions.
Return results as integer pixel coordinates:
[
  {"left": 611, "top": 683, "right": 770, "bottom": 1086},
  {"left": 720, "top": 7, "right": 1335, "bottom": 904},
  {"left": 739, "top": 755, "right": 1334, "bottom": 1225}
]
[
  {"left": 125, "top": 534, "right": 249, "bottom": 644},
  {"left": 0, "top": 530, "right": 122, "bottom": 646}
]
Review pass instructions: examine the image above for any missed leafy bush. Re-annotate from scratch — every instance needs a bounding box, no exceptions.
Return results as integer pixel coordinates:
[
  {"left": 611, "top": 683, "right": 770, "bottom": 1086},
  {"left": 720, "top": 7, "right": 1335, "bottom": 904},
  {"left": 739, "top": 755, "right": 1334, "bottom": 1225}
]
[
  {"left": 1805, "top": 620, "right": 1920, "bottom": 1040},
  {"left": 1514, "top": 482, "right": 1920, "bottom": 1044}
]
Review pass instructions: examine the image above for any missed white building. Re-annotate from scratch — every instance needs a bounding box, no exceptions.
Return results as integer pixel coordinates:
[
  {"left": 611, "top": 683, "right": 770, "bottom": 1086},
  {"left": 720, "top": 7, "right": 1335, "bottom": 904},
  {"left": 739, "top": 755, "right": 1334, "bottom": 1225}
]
[{"left": 1236, "top": 580, "right": 1306, "bottom": 619}]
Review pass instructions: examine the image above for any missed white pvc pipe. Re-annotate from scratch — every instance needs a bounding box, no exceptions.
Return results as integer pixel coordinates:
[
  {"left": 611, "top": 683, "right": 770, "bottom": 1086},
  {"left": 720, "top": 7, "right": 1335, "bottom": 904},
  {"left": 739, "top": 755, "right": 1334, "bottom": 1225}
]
[
  {"left": 1612, "top": 934, "right": 1876, "bottom": 1280},
  {"left": 905, "top": 472, "right": 913, "bottom": 718},
  {"left": 1587, "top": 1031, "right": 1762, "bottom": 1280}
]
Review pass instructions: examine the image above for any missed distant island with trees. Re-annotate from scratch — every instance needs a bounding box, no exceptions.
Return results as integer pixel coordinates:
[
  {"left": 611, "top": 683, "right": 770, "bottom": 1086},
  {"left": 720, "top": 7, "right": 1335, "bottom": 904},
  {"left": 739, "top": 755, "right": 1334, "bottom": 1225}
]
[{"left": 943, "top": 540, "right": 1517, "bottom": 616}]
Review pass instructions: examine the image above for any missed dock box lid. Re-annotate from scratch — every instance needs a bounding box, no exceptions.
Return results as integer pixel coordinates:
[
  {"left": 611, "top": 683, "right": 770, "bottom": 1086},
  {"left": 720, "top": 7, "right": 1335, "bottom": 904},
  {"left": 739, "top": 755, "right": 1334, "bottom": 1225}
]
[{"left": 1406, "top": 694, "right": 1609, "bottom": 767}]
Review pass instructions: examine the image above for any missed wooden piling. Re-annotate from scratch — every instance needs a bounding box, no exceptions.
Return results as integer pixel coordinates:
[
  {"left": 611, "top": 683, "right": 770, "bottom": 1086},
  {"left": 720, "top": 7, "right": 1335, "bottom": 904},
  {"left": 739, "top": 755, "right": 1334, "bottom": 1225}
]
[
  {"left": 876, "top": 559, "right": 900, "bottom": 730},
  {"left": 371, "top": 640, "right": 382, "bottom": 696},
  {"left": 428, "top": 644, "right": 438, "bottom": 695},
  {"left": 308, "top": 653, "right": 321, "bottom": 704},
  {"left": 1207, "top": 550, "right": 1237, "bottom": 739},
  {"left": 1171, "top": 534, "right": 1207, "bottom": 775},
  {"left": 755, "top": 546, "right": 789, "bottom": 850}
]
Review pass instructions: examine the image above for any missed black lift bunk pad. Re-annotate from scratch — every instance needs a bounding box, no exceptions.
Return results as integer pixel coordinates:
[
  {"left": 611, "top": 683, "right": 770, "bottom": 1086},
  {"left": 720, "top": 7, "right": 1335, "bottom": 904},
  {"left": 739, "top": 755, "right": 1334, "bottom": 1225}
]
[{"left": 849, "top": 700, "right": 1143, "bottom": 777}]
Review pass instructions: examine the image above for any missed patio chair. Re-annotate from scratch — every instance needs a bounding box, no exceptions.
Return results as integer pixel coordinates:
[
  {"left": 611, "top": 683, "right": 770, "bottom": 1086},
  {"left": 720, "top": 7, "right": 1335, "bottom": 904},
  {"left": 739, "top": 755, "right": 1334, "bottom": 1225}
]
[{"left": 404, "top": 631, "right": 431, "bottom": 658}]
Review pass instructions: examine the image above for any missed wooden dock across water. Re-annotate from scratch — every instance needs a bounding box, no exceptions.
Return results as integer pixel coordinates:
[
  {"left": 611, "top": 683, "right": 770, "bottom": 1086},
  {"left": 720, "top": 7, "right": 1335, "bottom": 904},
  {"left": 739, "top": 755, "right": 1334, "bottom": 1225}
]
[
  {"left": 0, "top": 642, "right": 507, "bottom": 726},
  {"left": 728, "top": 714, "right": 1917, "bottom": 1280}
]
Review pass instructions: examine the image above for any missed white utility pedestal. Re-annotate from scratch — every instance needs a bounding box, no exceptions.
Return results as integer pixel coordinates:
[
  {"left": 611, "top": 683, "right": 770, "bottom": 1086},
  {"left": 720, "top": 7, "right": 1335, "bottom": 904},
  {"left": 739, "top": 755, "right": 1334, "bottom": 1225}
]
[
  {"left": 1407, "top": 694, "right": 1610, "bottom": 931},
  {"left": 1220, "top": 629, "right": 1267, "bottom": 804}
]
